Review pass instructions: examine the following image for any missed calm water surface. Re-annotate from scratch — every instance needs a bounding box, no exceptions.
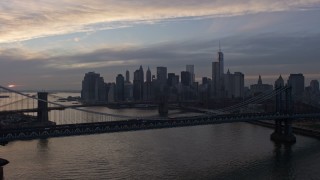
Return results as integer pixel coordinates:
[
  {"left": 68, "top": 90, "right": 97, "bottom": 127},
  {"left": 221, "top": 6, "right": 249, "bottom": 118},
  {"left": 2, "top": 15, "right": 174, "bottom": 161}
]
[{"left": 1, "top": 122, "right": 320, "bottom": 179}]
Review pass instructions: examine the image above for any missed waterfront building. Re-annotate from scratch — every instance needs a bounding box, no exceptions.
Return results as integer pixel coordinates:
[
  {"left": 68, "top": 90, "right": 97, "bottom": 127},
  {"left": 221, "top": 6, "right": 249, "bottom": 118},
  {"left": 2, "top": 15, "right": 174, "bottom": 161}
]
[
  {"left": 116, "top": 74, "right": 125, "bottom": 101},
  {"left": 107, "top": 83, "right": 116, "bottom": 103},
  {"left": 81, "top": 72, "right": 106, "bottom": 103},
  {"left": 124, "top": 82, "right": 133, "bottom": 101}
]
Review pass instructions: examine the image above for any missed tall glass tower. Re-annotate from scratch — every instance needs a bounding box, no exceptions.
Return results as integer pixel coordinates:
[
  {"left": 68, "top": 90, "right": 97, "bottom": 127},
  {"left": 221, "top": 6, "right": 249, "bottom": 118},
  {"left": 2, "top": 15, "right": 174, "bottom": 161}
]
[{"left": 218, "top": 42, "right": 224, "bottom": 76}]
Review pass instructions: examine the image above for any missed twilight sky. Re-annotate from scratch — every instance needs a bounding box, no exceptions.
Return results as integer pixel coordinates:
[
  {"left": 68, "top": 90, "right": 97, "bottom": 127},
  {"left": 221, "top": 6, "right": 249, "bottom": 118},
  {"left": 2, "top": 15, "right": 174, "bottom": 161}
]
[{"left": 0, "top": 0, "right": 320, "bottom": 90}]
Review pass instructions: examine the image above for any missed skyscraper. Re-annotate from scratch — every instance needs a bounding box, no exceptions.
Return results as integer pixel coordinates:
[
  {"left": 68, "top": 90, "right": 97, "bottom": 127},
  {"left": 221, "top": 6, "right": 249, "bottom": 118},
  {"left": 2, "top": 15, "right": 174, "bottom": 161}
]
[
  {"left": 288, "top": 73, "right": 305, "bottom": 99},
  {"left": 125, "top": 70, "right": 130, "bottom": 83},
  {"left": 218, "top": 42, "right": 224, "bottom": 76},
  {"left": 81, "top": 72, "right": 106, "bottom": 103},
  {"left": 274, "top": 75, "right": 284, "bottom": 88},
  {"left": 146, "top": 67, "right": 151, "bottom": 83},
  {"left": 310, "top": 80, "right": 319, "bottom": 92},
  {"left": 144, "top": 67, "right": 152, "bottom": 101},
  {"left": 139, "top": 65, "right": 144, "bottom": 84},
  {"left": 212, "top": 61, "right": 220, "bottom": 97},
  {"left": 167, "top": 73, "right": 176, "bottom": 86},
  {"left": 234, "top": 72, "right": 244, "bottom": 98},
  {"left": 181, "top": 71, "right": 191, "bottom": 86},
  {"left": 133, "top": 70, "right": 142, "bottom": 101},
  {"left": 157, "top": 66, "right": 167, "bottom": 86},
  {"left": 186, "top": 65, "right": 195, "bottom": 84},
  {"left": 116, "top": 74, "right": 125, "bottom": 101}
]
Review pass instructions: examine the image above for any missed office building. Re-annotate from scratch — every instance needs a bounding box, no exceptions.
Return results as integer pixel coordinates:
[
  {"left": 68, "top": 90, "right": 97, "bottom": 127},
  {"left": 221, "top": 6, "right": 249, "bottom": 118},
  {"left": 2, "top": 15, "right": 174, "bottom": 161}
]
[
  {"left": 186, "top": 65, "right": 195, "bottom": 83},
  {"left": 116, "top": 74, "right": 125, "bottom": 101},
  {"left": 287, "top": 73, "right": 305, "bottom": 99},
  {"left": 125, "top": 70, "right": 130, "bottom": 83},
  {"left": 250, "top": 75, "right": 273, "bottom": 95},
  {"left": 157, "top": 66, "right": 167, "bottom": 86},
  {"left": 81, "top": 72, "right": 106, "bottom": 103}
]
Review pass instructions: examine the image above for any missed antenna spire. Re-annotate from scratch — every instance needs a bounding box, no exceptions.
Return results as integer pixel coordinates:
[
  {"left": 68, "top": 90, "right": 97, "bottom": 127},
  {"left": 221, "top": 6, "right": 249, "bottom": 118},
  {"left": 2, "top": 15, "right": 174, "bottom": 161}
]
[{"left": 219, "top": 41, "right": 221, "bottom": 52}]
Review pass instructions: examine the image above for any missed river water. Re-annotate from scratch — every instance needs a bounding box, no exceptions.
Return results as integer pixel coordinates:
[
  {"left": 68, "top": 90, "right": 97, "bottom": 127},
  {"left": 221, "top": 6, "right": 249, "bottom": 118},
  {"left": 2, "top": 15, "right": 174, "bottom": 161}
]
[{"left": 1, "top": 94, "right": 320, "bottom": 179}]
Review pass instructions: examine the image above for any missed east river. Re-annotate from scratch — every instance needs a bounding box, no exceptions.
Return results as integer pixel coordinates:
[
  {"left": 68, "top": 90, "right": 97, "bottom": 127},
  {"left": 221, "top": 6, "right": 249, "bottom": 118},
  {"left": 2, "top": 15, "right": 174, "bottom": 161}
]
[{"left": 1, "top": 94, "right": 320, "bottom": 179}]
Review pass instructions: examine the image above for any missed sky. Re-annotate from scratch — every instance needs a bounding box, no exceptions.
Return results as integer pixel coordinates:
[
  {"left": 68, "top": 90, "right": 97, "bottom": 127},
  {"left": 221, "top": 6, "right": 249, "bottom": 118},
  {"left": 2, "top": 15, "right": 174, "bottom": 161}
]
[{"left": 0, "top": 0, "right": 320, "bottom": 90}]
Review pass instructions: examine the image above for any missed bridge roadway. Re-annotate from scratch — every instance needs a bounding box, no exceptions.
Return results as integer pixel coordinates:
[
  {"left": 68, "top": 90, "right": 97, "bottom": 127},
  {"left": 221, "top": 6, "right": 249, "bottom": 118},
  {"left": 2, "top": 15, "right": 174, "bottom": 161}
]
[
  {"left": 1, "top": 113, "right": 320, "bottom": 143},
  {"left": 0, "top": 103, "right": 183, "bottom": 115}
]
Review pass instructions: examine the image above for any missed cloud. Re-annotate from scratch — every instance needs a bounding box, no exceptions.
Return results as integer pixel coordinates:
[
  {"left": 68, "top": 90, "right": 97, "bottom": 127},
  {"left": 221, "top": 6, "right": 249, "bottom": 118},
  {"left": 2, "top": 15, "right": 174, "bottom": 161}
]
[
  {"left": 1, "top": 31, "right": 320, "bottom": 89},
  {"left": 0, "top": 0, "right": 319, "bottom": 43}
]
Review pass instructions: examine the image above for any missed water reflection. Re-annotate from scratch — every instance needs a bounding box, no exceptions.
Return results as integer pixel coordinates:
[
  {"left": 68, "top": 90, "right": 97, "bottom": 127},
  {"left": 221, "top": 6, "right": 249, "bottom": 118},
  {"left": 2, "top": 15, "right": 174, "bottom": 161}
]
[
  {"left": 272, "top": 143, "right": 294, "bottom": 179},
  {"left": 37, "top": 139, "right": 49, "bottom": 151}
]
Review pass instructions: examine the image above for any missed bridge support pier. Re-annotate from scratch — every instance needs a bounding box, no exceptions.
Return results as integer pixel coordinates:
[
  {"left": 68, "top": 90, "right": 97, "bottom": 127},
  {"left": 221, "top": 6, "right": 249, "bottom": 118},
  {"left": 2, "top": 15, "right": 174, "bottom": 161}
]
[
  {"left": 158, "top": 102, "right": 168, "bottom": 117},
  {"left": 271, "top": 86, "right": 296, "bottom": 144},
  {"left": 0, "top": 158, "right": 9, "bottom": 180},
  {"left": 271, "top": 119, "right": 296, "bottom": 144},
  {"left": 37, "top": 92, "right": 49, "bottom": 122}
]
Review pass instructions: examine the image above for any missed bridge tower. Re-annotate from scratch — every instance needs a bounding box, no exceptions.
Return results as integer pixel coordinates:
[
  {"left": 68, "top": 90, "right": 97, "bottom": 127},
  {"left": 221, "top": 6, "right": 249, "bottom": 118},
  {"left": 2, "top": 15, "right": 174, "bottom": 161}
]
[
  {"left": 37, "top": 92, "right": 49, "bottom": 122},
  {"left": 271, "top": 86, "right": 296, "bottom": 143},
  {"left": 0, "top": 158, "right": 9, "bottom": 180},
  {"left": 158, "top": 93, "right": 168, "bottom": 117}
]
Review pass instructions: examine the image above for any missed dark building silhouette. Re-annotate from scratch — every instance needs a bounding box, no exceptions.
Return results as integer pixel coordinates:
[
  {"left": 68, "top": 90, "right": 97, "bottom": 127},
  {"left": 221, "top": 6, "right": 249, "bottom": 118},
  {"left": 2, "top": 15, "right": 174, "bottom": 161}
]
[
  {"left": 250, "top": 75, "right": 273, "bottom": 96},
  {"left": 212, "top": 44, "right": 224, "bottom": 98},
  {"left": 167, "top": 73, "right": 176, "bottom": 86},
  {"left": 186, "top": 65, "right": 195, "bottom": 84},
  {"left": 274, "top": 75, "right": 284, "bottom": 88},
  {"left": 144, "top": 67, "right": 152, "bottom": 101},
  {"left": 132, "top": 66, "right": 145, "bottom": 101},
  {"left": 288, "top": 73, "right": 305, "bottom": 100},
  {"left": 146, "top": 67, "right": 151, "bottom": 83},
  {"left": 125, "top": 70, "right": 130, "bottom": 83},
  {"left": 181, "top": 71, "right": 191, "bottom": 86},
  {"left": 133, "top": 69, "right": 142, "bottom": 101},
  {"left": 157, "top": 67, "right": 167, "bottom": 87},
  {"left": 310, "top": 80, "right": 319, "bottom": 92},
  {"left": 81, "top": 72, "right": 106, "bottom": 103},
  {"left": 116, "top": 74, "right": 125, "bottom": 101},
  {"left": 304, "top": 79, "right": 320, "bottom": 106}
]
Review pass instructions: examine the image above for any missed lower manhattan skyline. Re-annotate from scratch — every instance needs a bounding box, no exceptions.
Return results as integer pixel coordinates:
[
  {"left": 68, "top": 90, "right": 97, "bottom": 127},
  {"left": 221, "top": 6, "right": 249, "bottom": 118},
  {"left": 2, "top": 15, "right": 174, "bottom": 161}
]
[{"left": 0, "top": 0, "right": 320, "bottom": 90}]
